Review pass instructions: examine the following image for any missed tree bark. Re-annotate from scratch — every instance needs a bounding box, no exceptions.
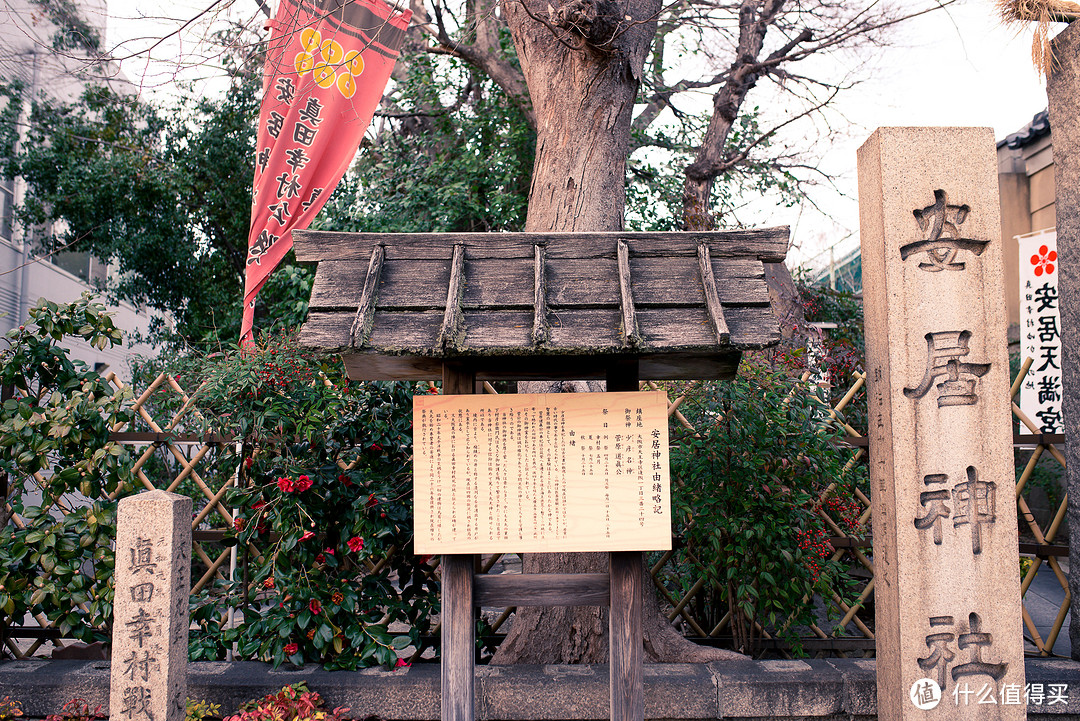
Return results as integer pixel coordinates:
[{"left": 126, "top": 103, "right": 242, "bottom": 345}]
[
  {"left": 502, "top": 0, "right": 655, "bottom": 233},
  {"left": 489, "top": 0, "right": 658, "bottom": 664},
  {"left": 485, "top": 0, "right": 751, "bottom": 655}
]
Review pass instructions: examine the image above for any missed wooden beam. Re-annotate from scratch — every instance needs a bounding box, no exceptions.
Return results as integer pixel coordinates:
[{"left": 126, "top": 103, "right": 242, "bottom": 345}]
[
  {"left": 607, "top": 360, "right": 639, "bottom": 393},
  {"left": 697, "top": 243, "right": 730, "bottom": 345},
  {"left": 292, "top": 228, "right": 790, "bottom": 263},
  {"left": 608, "top": 360, "right": 643, "bottom": 721},
  {"left": 616, "top": 240, "right": 642, "bottom": 348},
  {"left": 473, "top": 573, "right": 610, "bottom": 607},
  {"left": 439, "top": 244, "right": 466, "bottom": 352},
  {"left": 349, "top": 244, "right": 385, "bottom": 347},
  {"left": 531, "top": 244, "right": 549, "bottom": 347},
  {"left": 441, "top": 364, "right": 476, "bottom": 395}
]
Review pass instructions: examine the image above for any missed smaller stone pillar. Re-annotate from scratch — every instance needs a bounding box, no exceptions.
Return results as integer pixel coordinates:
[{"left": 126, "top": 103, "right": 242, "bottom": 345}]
[{"left": 110, "top": 490, "right": 192, "bottom": 721}]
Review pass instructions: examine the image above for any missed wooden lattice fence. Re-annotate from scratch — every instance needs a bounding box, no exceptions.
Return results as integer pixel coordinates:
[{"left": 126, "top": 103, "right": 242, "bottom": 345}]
[{"left": 0, "top": 363, "right": 1070, "bottom": 660}]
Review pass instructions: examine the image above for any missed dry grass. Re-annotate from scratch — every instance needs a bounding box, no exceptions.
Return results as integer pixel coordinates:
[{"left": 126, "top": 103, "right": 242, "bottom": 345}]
[{"left": 997, "top": 0, "right": 1080, "bottom": 76}]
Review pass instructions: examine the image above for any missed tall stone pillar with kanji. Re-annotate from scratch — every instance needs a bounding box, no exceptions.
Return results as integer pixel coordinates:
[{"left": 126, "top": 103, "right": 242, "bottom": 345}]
[{"left": 858, "top": 127, "right": 1024, "bottom": 719}]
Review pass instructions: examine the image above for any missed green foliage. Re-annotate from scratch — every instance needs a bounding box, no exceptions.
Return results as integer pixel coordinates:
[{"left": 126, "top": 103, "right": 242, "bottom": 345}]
[
  {"left": 0, "top": 301, "right": 432, "bottom": 669},
  {"left": 0, "top": 294, "right": 131, "bottom": 487},
  {"left": 0, "top": 295, "right": 134, "bottom": 641},
  {"left": 28, "top": 0, "right": 101, "bottom": 51},
  {"left": 781, "top": 278, "right": 866, "bottom": 429},
  {"left": 185, "top": 699, "right": 222, "bottom": 721},
  {"left": 224, "top": 683, "right": 348, "bottom": 721},
  {"left": 798, "top": 281, "right": 864, "bottom": 363},
  {"left": 0, "top": 74, "right": 260, "bottom": 350},
  {"left": 340, "top": 57, "right": 534, "bottom": 233},
  {"left": 667, "top": 364, "right": 865, "bottom": 654}
]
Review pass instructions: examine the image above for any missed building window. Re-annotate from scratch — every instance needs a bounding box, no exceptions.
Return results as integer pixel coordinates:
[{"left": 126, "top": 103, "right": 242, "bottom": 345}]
[
  {"left": 0, "top": 178, "right": 14, "bottom": 242},
  {"left": 52, "top": 249, "right": 108, "bottom": 285}
]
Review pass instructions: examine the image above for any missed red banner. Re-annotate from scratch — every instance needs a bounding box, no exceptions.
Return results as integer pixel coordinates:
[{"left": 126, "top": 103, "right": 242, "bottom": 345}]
[{"left": 241, "top": 0, "right": 410, "bottom": 344}]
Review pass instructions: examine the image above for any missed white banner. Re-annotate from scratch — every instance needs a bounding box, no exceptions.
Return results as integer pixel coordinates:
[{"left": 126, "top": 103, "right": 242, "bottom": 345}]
[{"left": 1019, "top": 229, "right": 1062, "bottom": 433}]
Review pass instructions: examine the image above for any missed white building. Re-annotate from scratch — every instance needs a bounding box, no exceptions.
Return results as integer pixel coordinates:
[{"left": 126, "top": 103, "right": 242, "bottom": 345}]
[{"left": 0, "top": 0, "right": 162, "bottom": 378}]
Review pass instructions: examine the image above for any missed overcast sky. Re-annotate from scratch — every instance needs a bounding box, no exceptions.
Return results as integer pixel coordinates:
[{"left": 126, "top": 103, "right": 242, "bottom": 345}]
[
  {"left": 104, "top": 0, "right": 1054, "bottom": 273},
  {"left": 779, "top": 1, "right": 1052, "bottom": 271}
]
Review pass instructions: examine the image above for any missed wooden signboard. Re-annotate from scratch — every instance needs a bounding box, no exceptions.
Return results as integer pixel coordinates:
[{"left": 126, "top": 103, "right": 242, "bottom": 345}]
[{"left": 414, "top": 390, "right": 671, "bottom": 554}]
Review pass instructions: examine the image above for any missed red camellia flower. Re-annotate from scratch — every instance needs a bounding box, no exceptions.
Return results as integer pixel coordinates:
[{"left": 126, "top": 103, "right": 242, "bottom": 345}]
[
  {"left": 284, "top": 642, "right": 298, "bottom": 655},
  {"left": 300, "top": 530, "right": 315, "bottom": 542},
  {"left": 295, "top": 475, "right": 313, "bottom": 492},
  {"left": 339, "top": 474, "right": 352, "bottom": 487},
  {"left": 331, "top": 591, "right": 344, "bottom": 605},
  {"left": 366, "top": 494, "right": 378, "bottom": 508},
  {"left": 252, "top": 500, "right": 266, "bottom": 510},
  {"left": 309, "top": 599, "right": 321, "bottom": 615},
  {"left": 347, "top": 536, "right": 364, "bottom": 552},
  {"left": 233, "top": 517, "right": 244, "bottom": 531},
  {"left": 316, "top": 554, "right": 325, "bottom": 564},
  {"left": 369, "top": 443, "right": 383, "bottom": 452},
  {"left": 394, "top": 658, "right": 410, "bottom": 669},
  {"left": 277, "top": 477, "right": 295, "bottom": 493}
]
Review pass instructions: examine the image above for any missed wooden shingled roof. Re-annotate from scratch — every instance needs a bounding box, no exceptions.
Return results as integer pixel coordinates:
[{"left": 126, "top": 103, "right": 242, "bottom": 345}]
[{"left": 294, "top": 229, "right": 787, "bottom": 381}]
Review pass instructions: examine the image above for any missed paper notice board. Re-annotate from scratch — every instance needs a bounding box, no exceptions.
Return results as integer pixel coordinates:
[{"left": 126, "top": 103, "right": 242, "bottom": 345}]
[{"left": 413, "top": 390, "right": 672, "bottom": 554}]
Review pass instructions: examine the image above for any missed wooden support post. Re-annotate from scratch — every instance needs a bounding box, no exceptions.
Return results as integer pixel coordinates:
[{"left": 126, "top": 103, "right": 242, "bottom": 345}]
[
  {"left": 609, "top": 551, "right": 642, "bottom": 721},
  {"left": 442, "top": 363, "right": 476, "bottom": 721},
  {"left": 442, "top": 554, "right": 475, "bottom": 721},
  {"left": 606, "top": 361, "right": 642, "bottom": 721}
]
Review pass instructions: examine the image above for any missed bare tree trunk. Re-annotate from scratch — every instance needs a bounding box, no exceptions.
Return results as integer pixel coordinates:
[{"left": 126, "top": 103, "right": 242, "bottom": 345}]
[
  {"left": 503, "top": 0, "right": 652, "bottom": 233},
  {"left": 682, "top": 0, "right": 787, "bottom": 230}
]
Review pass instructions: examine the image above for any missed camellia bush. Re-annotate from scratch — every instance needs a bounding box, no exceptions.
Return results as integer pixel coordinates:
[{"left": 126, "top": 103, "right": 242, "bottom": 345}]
[
  {"left": 174, "top": 333, "right": 438, "bottom": 669},
  {"left": 667, "top": 362, "right": 866, "bottom": 654}
]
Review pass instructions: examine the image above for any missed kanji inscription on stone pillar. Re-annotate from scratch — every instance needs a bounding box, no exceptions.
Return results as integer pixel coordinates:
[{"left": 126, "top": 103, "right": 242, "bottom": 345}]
[
  {"left": 858, "top": 128, "right": 1024, "bottom": 719},
  {"left": 110, "top": 490, "right": 192, "bottom": 721}
]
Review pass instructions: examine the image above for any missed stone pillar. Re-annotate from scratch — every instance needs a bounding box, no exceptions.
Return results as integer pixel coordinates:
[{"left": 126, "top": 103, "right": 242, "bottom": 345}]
[
  {"left": 858, "top": 128, "right": 1025, "bottom": 719},
  {"left": 1047, "top": 20, "right": 1080, "bottom": 661},
  {"left": 110, "top": 490, "right": 192, "bottom": 721}
]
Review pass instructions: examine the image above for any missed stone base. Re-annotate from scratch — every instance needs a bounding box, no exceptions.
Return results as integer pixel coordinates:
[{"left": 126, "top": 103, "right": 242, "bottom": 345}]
[{"left": 2, "top": 659, "right": 1079, "bottom": 719}]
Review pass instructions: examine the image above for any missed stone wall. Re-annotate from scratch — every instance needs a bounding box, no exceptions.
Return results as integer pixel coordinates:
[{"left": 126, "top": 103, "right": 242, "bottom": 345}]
[{"left": 2, "top": 659, "right": 1079, "bottom": 720}]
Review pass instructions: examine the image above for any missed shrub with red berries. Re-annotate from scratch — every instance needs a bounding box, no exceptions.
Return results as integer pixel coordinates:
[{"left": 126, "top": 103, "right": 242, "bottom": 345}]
[{"left": 669, "top": 361, "right": 867, "bottom": 655}]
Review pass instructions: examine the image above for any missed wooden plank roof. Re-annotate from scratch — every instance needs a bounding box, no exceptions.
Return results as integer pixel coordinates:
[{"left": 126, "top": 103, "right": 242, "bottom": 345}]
[{"left": 294, "top": 229, "right": 787, "bottom": 380}]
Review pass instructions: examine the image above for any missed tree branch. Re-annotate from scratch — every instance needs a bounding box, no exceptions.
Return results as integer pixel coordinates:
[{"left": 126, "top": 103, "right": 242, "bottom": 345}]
[{"left": 428, "top": 0, "right": 538, "bottom": 127}]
